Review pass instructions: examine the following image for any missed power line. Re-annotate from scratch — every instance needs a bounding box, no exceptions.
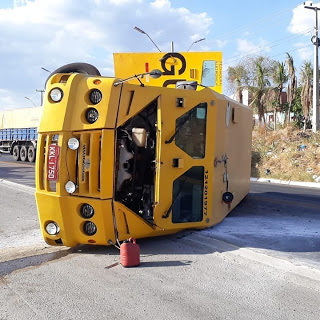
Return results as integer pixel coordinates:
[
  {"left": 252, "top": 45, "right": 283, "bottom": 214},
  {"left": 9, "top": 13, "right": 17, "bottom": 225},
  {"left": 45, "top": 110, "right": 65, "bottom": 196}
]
[
  {"left": 268, "top": 44, "right": 312, "bottom": 59},
  {"left": 214, "top": 7, "right": 293, "bottom": 40},
  {"left": 211, "top": 4, "right": 312, "bottom": 74},
  {"left": 223, "top": 28, "right": 312, "bottom": 65},
  {"left": 222, "top": 44, "right": 313, "bottom": 73}
]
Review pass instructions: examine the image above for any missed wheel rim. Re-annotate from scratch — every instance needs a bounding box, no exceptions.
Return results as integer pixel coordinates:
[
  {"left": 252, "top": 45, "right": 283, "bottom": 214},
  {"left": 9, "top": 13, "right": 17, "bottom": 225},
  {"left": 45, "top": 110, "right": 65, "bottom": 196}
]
[{"left": 28, "top": 148, "right": 35, "bottom": 161}]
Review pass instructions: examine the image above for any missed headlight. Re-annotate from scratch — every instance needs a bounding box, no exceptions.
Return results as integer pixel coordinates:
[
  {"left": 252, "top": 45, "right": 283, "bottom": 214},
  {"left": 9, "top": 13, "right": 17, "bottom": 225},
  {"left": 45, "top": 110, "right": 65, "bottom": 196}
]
[
  {"left": 89, "top": 89, "right": 102, "bottom": 104},
  {"left": 80, "top": 203, "right": 94, "bottom": 219},
  {"left": 65, "top": 181, "right": 76, "bottom": 193},
  {"left": 83, "top": 221, "right": 97, "bottom": 236},
  {"left": 68, "top": 137, "right": 79, "bottom": 150},
  {"left": 49, "top": 88, "right": 63, "bottom": 102},
  {"left": 85, "top": 108, "right": 99, "bottom": 124},
  {"left": 45, "top": 222, "right": 60, "bottom": 235}
]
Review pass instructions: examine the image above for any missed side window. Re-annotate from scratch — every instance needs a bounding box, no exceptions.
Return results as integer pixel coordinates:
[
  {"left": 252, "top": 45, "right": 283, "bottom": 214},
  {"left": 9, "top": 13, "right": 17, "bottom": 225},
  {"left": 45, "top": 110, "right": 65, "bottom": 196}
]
[
  {"left": 172, "top": 166, "right": 204, "bottom": 223},
  {"left": 175, "top": 103, "right": 207, "bottom": 159},
  {"left": 201, "top": 60, "right": 216, "bottom": 87}
]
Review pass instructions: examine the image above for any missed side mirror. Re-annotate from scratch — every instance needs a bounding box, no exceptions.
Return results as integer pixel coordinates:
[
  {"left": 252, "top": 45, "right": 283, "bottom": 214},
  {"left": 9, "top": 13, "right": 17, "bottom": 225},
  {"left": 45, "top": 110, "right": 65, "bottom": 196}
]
[
  {"left": 149, "top": 69, "right": 162, "bottom": 79},
  {"left": 114, "top": 69, "right": 162, "bottom": 87}
]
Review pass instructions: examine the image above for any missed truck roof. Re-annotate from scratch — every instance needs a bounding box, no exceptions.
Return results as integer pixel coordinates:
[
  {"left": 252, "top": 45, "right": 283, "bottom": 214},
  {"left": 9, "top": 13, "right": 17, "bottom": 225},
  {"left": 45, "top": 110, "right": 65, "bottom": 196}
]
[{"left": 0, "top": 106, "right": 42, "bottom": 129}]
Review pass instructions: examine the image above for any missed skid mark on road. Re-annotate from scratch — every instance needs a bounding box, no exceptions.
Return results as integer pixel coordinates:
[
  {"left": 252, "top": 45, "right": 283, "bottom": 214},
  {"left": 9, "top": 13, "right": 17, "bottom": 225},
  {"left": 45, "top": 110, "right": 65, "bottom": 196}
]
[{"left": 0, "top": 249, "right": 73, "bottom": 278}]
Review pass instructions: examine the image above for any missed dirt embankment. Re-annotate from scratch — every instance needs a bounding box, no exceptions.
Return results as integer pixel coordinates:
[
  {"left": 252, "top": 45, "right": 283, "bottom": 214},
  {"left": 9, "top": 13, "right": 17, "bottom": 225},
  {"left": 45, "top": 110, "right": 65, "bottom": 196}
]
[{"left": 251, "top": 127, "right": 320, "bottom": 182}]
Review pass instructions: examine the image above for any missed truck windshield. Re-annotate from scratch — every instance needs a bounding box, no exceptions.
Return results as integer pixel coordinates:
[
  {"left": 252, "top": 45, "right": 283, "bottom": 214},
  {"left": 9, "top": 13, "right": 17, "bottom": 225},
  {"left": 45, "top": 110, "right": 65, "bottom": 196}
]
[
  {"left": 172, "top": 166, "right": 204, "bottom": 223},
  {"left": 175, "top": 103, "right": 207, "bottom": 159},
  {"left": 201, "top": 60, "right": 216, "bottom": 87}
]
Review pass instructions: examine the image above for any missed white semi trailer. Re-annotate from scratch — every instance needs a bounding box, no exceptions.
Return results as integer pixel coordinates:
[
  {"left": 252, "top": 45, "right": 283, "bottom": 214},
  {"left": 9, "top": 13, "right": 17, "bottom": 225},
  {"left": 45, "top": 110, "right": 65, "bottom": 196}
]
[{"left": 0, "top": 107, "right": 42, "bottom": 162}]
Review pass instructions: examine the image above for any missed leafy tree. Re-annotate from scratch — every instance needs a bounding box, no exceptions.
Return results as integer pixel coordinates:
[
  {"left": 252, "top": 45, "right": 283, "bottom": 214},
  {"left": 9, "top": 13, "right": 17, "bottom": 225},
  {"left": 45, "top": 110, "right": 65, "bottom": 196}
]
[
  {"left": 227, "top": 65, "right": 249, "bottom": 103},
  {"left": 291, "top": 87, "right": 304, "bottom": 127},
  {"left": 227, "top": 56, "right": 275, "bottom": 91},
  {"left": 226, "top": 54, "right": 313, "bottom": 130},
  {"left": 227, "top": 56, "right": 279, "bottom": 124}
]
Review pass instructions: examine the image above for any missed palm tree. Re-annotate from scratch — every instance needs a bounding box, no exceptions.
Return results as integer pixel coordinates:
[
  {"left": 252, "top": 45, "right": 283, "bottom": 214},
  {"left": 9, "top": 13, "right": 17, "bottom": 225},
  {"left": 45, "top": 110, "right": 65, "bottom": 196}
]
[
  {"left": 300, "top": 61, "right": 313, "bottom": 131},
  {"left": 286, "top": 53, "right": 297, "bottom": 125},
  {"left": 250, "top": 62, "right": 271, "bottom": 124},
  {"left": 272, "top": 62, "right": 288, "bottom": 130}
]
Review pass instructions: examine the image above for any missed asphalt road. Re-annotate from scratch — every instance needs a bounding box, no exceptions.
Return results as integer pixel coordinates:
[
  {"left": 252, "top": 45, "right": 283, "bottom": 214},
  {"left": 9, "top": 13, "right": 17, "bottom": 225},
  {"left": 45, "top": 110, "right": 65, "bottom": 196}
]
[
  {"left": 1, "top": 154, "right": 320, "bottom": 319},
  {"left": 0, "top": 154, "right": 35, "bottom": 188}
]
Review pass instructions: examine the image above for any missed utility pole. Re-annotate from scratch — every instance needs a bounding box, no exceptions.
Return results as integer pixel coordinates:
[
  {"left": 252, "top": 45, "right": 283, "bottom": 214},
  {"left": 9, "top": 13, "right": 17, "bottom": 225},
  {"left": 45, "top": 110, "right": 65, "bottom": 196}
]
[
  {"left": 304, "top": 2, "right": 320, "bottom": 132},
  {"left": 36, "top": 89, "right": 45, "bottom": 106}
]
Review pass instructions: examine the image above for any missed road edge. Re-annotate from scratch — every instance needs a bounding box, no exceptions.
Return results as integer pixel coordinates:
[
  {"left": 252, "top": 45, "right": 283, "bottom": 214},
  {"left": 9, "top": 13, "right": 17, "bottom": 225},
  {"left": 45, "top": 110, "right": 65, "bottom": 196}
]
[
  {"left": 0, "top": 179, "right": 35, "bottom": 194},
  {"left": 250, "top": 177, "right": 320, "bottom": 189}
]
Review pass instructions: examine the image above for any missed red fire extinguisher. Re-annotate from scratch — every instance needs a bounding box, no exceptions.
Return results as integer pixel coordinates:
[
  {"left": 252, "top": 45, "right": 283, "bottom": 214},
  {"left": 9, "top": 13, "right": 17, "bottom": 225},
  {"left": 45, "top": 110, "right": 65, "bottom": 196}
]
[{"left": 120, "top": 238, "right": 140, "bottom": 267}]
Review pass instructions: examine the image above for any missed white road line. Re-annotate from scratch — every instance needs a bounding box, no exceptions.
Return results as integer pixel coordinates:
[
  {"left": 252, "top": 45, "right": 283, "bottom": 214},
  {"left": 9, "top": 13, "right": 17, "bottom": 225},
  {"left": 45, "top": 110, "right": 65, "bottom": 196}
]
[{"left": 0, "top": 179, "right": 35, "bottom": 194}]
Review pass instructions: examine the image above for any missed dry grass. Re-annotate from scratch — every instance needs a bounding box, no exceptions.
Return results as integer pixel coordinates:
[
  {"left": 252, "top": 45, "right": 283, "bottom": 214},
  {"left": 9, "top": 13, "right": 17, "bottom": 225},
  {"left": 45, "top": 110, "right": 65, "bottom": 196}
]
[{"left": 251, "top": 126, "right": 320, "bottom": 182}]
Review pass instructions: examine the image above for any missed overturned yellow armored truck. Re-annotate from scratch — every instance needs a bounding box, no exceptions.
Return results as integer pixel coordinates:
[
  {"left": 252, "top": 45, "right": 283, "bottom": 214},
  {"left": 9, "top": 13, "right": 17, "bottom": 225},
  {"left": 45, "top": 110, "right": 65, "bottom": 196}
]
[{"left": 35, "top": 52, "right": 252, "bottom": 247}]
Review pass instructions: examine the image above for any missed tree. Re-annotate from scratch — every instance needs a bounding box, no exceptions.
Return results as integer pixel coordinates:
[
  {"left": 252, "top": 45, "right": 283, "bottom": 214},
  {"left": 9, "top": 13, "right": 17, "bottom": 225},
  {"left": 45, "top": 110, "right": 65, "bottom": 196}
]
[
  {"left": 271, "top": 61, "right": 288, "bottom": 129},
  {"left": 300, "top": 61, "right": 313, "bottom": 131},
  {"left": 227, "top": 56, "right": 278, "bottom": 125},
  {"left": 227, "top": 65, "right": 249, "bottom": 103},
  {"left": 286, "top": 53, "right": 297, "bottom": 125},
  {"left": 250, "top": 61, "right": 271, "bottom": 124}
]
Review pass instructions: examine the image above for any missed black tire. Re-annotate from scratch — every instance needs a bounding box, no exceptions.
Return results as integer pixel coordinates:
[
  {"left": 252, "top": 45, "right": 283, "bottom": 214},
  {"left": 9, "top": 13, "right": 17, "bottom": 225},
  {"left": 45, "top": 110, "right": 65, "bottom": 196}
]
[
  {"left": 12, "top": 145, "right": 21, "bottom": 161},
  {"left": 27, "top": 145, "right": 36, "bottom": 162},
  {"left": 46, "top": 63, "right": 100, "bottom": 83},
  {"left": 20, "top": 145, "right": 28, "bottom": 162}
]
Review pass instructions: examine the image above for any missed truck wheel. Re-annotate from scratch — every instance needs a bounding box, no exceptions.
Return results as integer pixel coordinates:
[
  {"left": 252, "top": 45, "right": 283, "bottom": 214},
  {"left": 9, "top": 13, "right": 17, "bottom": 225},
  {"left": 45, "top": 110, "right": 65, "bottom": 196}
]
[
  {"left": 27, "top": 145, "right": 36, "bottom": 162},
  {"left": 20, "top": 145, "right": 28, "bottom": 162},
  {"left": 46, "top": 63, "right": 101, "bottom": 83},
  {"left": 12, "top": 145, "right": 21, "bottom": 161}
]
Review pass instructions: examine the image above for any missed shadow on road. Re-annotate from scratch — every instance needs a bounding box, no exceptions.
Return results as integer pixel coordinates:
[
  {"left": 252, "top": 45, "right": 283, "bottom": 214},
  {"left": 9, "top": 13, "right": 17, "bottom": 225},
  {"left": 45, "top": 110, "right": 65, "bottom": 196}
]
[{"left": 0, "top": 249, "right": 72, "bottom": 277}]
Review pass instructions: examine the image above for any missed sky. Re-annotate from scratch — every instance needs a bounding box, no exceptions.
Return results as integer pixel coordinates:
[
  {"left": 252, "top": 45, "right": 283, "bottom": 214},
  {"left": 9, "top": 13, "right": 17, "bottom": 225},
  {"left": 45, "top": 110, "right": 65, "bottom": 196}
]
[{"left": 0, "top": 0, "right": 317, "bottom": 110}]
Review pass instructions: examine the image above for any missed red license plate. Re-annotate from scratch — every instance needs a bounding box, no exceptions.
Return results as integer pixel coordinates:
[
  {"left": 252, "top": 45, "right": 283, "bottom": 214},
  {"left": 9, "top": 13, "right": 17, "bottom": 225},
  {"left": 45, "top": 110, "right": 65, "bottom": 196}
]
[{"left": 47, "top": 144, "right": 60, "bottom": 181}]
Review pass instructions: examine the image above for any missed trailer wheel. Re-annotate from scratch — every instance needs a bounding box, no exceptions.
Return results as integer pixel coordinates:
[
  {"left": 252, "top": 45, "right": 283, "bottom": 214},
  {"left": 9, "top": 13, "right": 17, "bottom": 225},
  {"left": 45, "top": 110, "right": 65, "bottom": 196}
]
[
  {"left": 20, "top": 145, "right": 28, "bottom": 162},
  {"left": 12, "top": 145, "right": 21, "bottom": 161},
  {"left": 46, "top": 63, "right": 101, "bottom": 83},
  {"left": 27, "top": 145, "right": 36, "bottom": 162}
]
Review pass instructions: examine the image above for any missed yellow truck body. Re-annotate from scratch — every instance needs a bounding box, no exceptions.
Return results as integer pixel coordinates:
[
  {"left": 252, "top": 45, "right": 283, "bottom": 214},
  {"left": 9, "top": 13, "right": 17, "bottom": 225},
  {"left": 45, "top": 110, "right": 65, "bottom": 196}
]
[
  {"left": 36, "top": 52, "right": 252, "bottom": 247},
  {"left": 114, "top": 52, "right": 222, "bottom": 92},
  {"left": 35, "top": 64, "right": 252, "bottom": 247}
]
